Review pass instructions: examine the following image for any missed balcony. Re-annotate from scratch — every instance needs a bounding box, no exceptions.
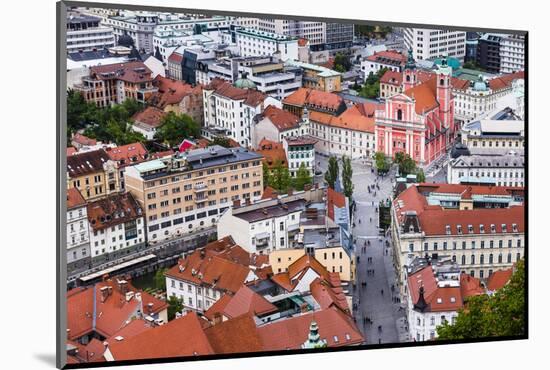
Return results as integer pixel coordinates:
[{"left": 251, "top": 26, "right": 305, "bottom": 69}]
[
  {"left": 194, "top": 196, "right": 209, "bottom": 203},
  {"left": 194, "top": 183, "right": 208, "bottom": 192}
]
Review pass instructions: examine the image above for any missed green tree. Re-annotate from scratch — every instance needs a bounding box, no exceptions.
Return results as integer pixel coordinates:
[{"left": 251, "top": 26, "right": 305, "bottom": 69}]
[
  {"left": 154, "top": 112, "right": 200, "bottom": 147},
  {"left": 334, "top": 53, "right": 352, "bottom": 72},
  {"left": 374, "top": 152, "right": 390, "bottom": 173},
  {"left": 262, "top": 162, "right": 272, "bottom": 189},
  {"left": 211, "top": 136, "right": 232, "bottom": 148},
  {"left": 167, "top": 296, "right": 184, "bottom": 321},
  {"left": 293, "top": 163, "right": 312, "bottom": 191},
  {"left": 324, "top": 156, "right": 339, "bottom": 189},
  {"left": 416, "top": 169, "right": 426, "bottom": 183},
  {"left": 394, "top": 152, "right": 416, "bottom": 176},
  {"left": 154, "top": 268, "right": 167, "bottom": 291},
  {"left": 437, "top": 260, "right": 525, "bottom": 340},
  {"left": 342, "top": 156, "right": 354, "bottom": 199},
  {"left": 359, "top": 67, "right": 388, "bottom": 99},
  {"left": 271, "top": 161, "right": 292, "bottom": 193}
]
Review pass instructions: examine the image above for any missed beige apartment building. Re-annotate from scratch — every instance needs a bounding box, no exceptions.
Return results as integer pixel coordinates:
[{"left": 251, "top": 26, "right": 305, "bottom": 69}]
[
  {"left": 124, "top": 146, "right": 264, "bottom": 243},
  {"left": 67, "top": 149, "right": 119, "bottom": 201},
  {"left": 269, "top": 246, "right": 355, "bottom": 282}
]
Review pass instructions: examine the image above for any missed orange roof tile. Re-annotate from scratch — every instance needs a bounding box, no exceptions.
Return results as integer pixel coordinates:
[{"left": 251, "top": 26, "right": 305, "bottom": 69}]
[
  {"left": 380, "top": 70, "right": 403, "bottom": 86},
  {"left": 487, "top": 268, "right": 513, "bottom": 291},
  {"left": 283, "top": 88, "right": 344, "bottom": 112},
  {"left": 394, "top": 184, "right": 525, "bottom": 236},
  {"left": 260, "top": 105, "right": 301, "bottom": 131},
  {"left": 204, "top": 314, "right": 264, "bottom": 354},
  {"left": 327, "top": 187, "right": 346, "bottom": 222},
  {"left": 107, "top": 313, "right": 214, "bottom": 361},
  {"left": 257, "top": 307, "right": 363, "bottom": 349},
  {"left": 67, "top": 187, "right": 86, "bottom": 209},
  {"left": 460, "top": 274, "right": 485, "bottom": 298},
  {"left": 404, "top": 77, "right": 439, "bottom": 114},
  {"left": 105, "top": 142, "right": 149, "bottom": 167},
  {"left": 149, "top": 75, "right": 202, "bottom": 108},
  {"left": 131, "top": 106, "right": 167, "bottom": 128},
  {"left": 222, "top": 286, "right": 278, "bottom": 319},
  {"left": 90, "top": 61, "right": 153, "bottom": 84},
  {"left": 206, "top": 78, "right": 265, "bottom": 107}
]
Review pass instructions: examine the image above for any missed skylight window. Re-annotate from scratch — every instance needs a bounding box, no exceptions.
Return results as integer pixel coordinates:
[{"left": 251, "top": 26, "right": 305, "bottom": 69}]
[
  {"left": 436, "top": 298, "right": 442, "bottom": 304},
  {"left": 450, "top": 297, "right": 456, "bottom": 303}
]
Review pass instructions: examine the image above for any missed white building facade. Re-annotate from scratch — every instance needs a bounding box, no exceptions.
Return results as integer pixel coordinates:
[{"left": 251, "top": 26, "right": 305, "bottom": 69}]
[
  {"left": 447, "top": 153, "right": 525, "bottom": 187},
  {"left": 217, "top": 198, "right": 305, "bottom": 254},
  {"left": 499, "top": 34, "right": 525, "bottom": 74},
  {"left": 235, "top": 28, "right": 299, "bottom": 61},
  {"left": 404, "top": 28, "right": 466, "bottom": 61}
]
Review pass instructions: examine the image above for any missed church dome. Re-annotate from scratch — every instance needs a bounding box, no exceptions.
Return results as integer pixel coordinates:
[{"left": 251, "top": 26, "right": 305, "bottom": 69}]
[
  {"left": 234, "top": 73, "right": 257, "bottom": 90},
  {"left": 472, "top": 75, "right": 488, "bottom": 91}
]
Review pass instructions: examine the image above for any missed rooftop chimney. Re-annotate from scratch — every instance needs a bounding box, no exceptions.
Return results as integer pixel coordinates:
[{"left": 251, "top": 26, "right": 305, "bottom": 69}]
[{"left": 100, "top": 286, "right": 110, "bottom": 303}]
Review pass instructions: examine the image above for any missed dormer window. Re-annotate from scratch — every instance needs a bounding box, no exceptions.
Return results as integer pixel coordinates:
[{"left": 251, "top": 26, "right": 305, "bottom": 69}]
[
  {"left": 491, "top": 224, "right": 496, "bottom": 233},
  {"left": 450, "top": 297, "right": 456, "bottom": 303},
  {"left": 445, "top": 225, "right": 451, "bottom": 235},
  {"left": 436, "top": 298, "right": 442, "bottom": 304},
  {"left": 409, "top": 225, "right": 415, "bottom": 233},
  {"left": 480, "top": 224, "right": 485, "bottom": 233},
  {"left": 467, "top": 225, "right": 473, "bottom": 234},
  {"left": 457, "top": 225, "right": 462, "bottom": 234},
  {"left": 502, "top": 224, "right": 507, "bottom": 233},
  {"left": 512, "top": 223, "right": 518, "bottom": 232}
]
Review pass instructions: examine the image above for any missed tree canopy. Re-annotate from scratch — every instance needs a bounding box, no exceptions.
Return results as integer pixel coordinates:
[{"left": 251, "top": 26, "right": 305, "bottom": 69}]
[
  {"left": 324, "top": 156, "right": 339, "bottom": 189},
  {"left": 167, "top": 296, "right": 184, "bottom": 321},
  {"left": 374, "top": 152, "right": 390, "bottom": 173},
  {"left": 293, "top": 163, "right": 312, "bottom": 191},
  {"left": 437, "top": 260, "right": 525, "bottom": 340},
  {"left": 211, "top": 136, "right": 232, "bottom": 148},
  {"left": 67, "top": 90, "right": 146, "bottom": 145},
  {"left": 154, "top": 111, "right": 200, "bottom": 147},
  {"left": 342, "top": 156, "right": 354, "bottom": 199},
  {"left": 334, "top": 53, "right": 352, "bottom": 72},
  {"left": 358, "top": 67, "right": 388, "bottom": 99},
  {"left": 266, "top": 161, "right": 292, "bottom": 193}
]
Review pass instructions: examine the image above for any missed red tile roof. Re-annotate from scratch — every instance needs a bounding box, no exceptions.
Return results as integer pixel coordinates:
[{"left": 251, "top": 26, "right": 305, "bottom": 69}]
[
  {"left": 380, "top": 70, "right": 402, "bottom": 86},
  {"left": 90, "top": 61, "right": 154, "bottom": 84},
  {"left": 222, "top": 286, "right": 278, "bottom": 319},
  {"left": 67, "top": 147, "right": 77, "bottom": 156},
  {"left": 284, "top": 135, "right": 318, "bottom": 146},
  {"left": 165, "top": 240, "right": 258, "bottom": 294},
  {"left": 87, "top": 192, "right": 143, "bottom": 231},
  {"left": 206, "top": 78, "right": 265, "bottom": 107},
  {"left": 309, "top": 101, "right": 378, "bottom": 133},
  {"left": 394, "top": 184, "right": 524, "bottom": 236},
  {"left": 366, "top": 50, "right": 406, "bottom": 64},
  {"left": 261, "top": 105, "right": 301, "bottom": 131},
  {"left": 204, "top": 314, "right": 264, "bottom": 354},
  {"left": 168, "top": 52, "right": 183, "bottom": 64},
  {"left": 488, "top": 71, "right": 524, "bottom": 91},
  {"left": 261, "top": 186, "right": 278, "bottom": 200},
  {"left": 408, "top": 266, "right": 463, "bottom": 312},
  {"left": 310, "top": 278, "right": 350, "bottom": 314},
  {"left": 487, "top": 268, "right": 513, "bottom": 291},
  {"left": 404, "top": 76, "right": 439, "bottom": 114},
  {"left": 327, "top": 187, "right": 346, "bottom": 222},
  {"left": 131, "top": 106, "right": 167, "bottom": 128},
  {"left": 107, "top": 313, "right": 214, "bottom": 361},
  {"left": 150, "top": 75, "right": 202, "bottom": 108},
  {"left": 67, "top": 187, "right": 86, "bottom": 210},
  {"left": 283, "top": 88, "right": 344, "bottom": 112},
  {"left": 460, "top": 274, "right": 485, "bottom": 298},
  {"left": 67, "top": 279, "right": 165, "bottom": 341},
  {"left": 254, "top": 139, "right": 287, "bottom": 169},
  {"left": 257, "top": 307, "right": 363, "bottom": 349},
  {"left": 105, "top": 142, "right": 149, "bottom": 167},
  {"left": 72, "top": 133, "right": 97, "bottom": 146}
]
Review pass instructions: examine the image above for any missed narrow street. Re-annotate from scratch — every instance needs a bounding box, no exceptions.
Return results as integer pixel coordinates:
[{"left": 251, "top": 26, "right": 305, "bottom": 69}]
[{"left": 314, "top": 155, "right": 408, "bottom": 344}]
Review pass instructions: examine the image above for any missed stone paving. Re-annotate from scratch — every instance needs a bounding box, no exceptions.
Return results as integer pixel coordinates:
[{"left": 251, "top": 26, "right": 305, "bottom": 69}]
[{"left": 313, "top": 155, "right": 409, "bottom": 344}]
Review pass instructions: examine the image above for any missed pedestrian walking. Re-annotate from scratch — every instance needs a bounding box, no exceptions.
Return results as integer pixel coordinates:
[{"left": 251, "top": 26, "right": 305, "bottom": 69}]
[{"left": 381, "top": 289, "right": 384, "bottom": 296}]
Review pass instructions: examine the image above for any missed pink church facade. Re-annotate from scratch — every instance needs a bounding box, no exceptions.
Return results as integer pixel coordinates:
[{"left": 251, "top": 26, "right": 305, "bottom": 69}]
[{"left": 375, "top": 55, "right": 457, "bottom": 167}]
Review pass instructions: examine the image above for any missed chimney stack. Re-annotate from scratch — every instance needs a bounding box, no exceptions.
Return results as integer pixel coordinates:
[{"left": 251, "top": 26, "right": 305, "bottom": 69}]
[{"left": 100, "top": 286, "right": 110, "bottom": 303}]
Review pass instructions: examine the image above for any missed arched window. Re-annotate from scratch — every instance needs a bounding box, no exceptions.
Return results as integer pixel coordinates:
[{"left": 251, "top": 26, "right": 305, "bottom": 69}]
[
  {"left": 406, "top": 75, "right": 411, "bottom": 82},
  {"left": 397, "top": 109, "right": 403, "bottom": 121},
  {"left": 440, "top": 78, "right": 445, "bottom": 86},
  {"left": 489, "top": 254, "right": 493, "bottom": 264},
  {"left": 498, "top": 254, "right": 503, "bottom": 263},
  {"left": 480, "top": 254, "right": 484, "bottom": 265},
  {"left": 471, "top": 254, "right": 475, "bottom": 265},
  {"left": 507, "top": 253, "right": 512, "bottom": 263},
  {"left": 461, "top": 255, "right": 466, "bottom": 265}
]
